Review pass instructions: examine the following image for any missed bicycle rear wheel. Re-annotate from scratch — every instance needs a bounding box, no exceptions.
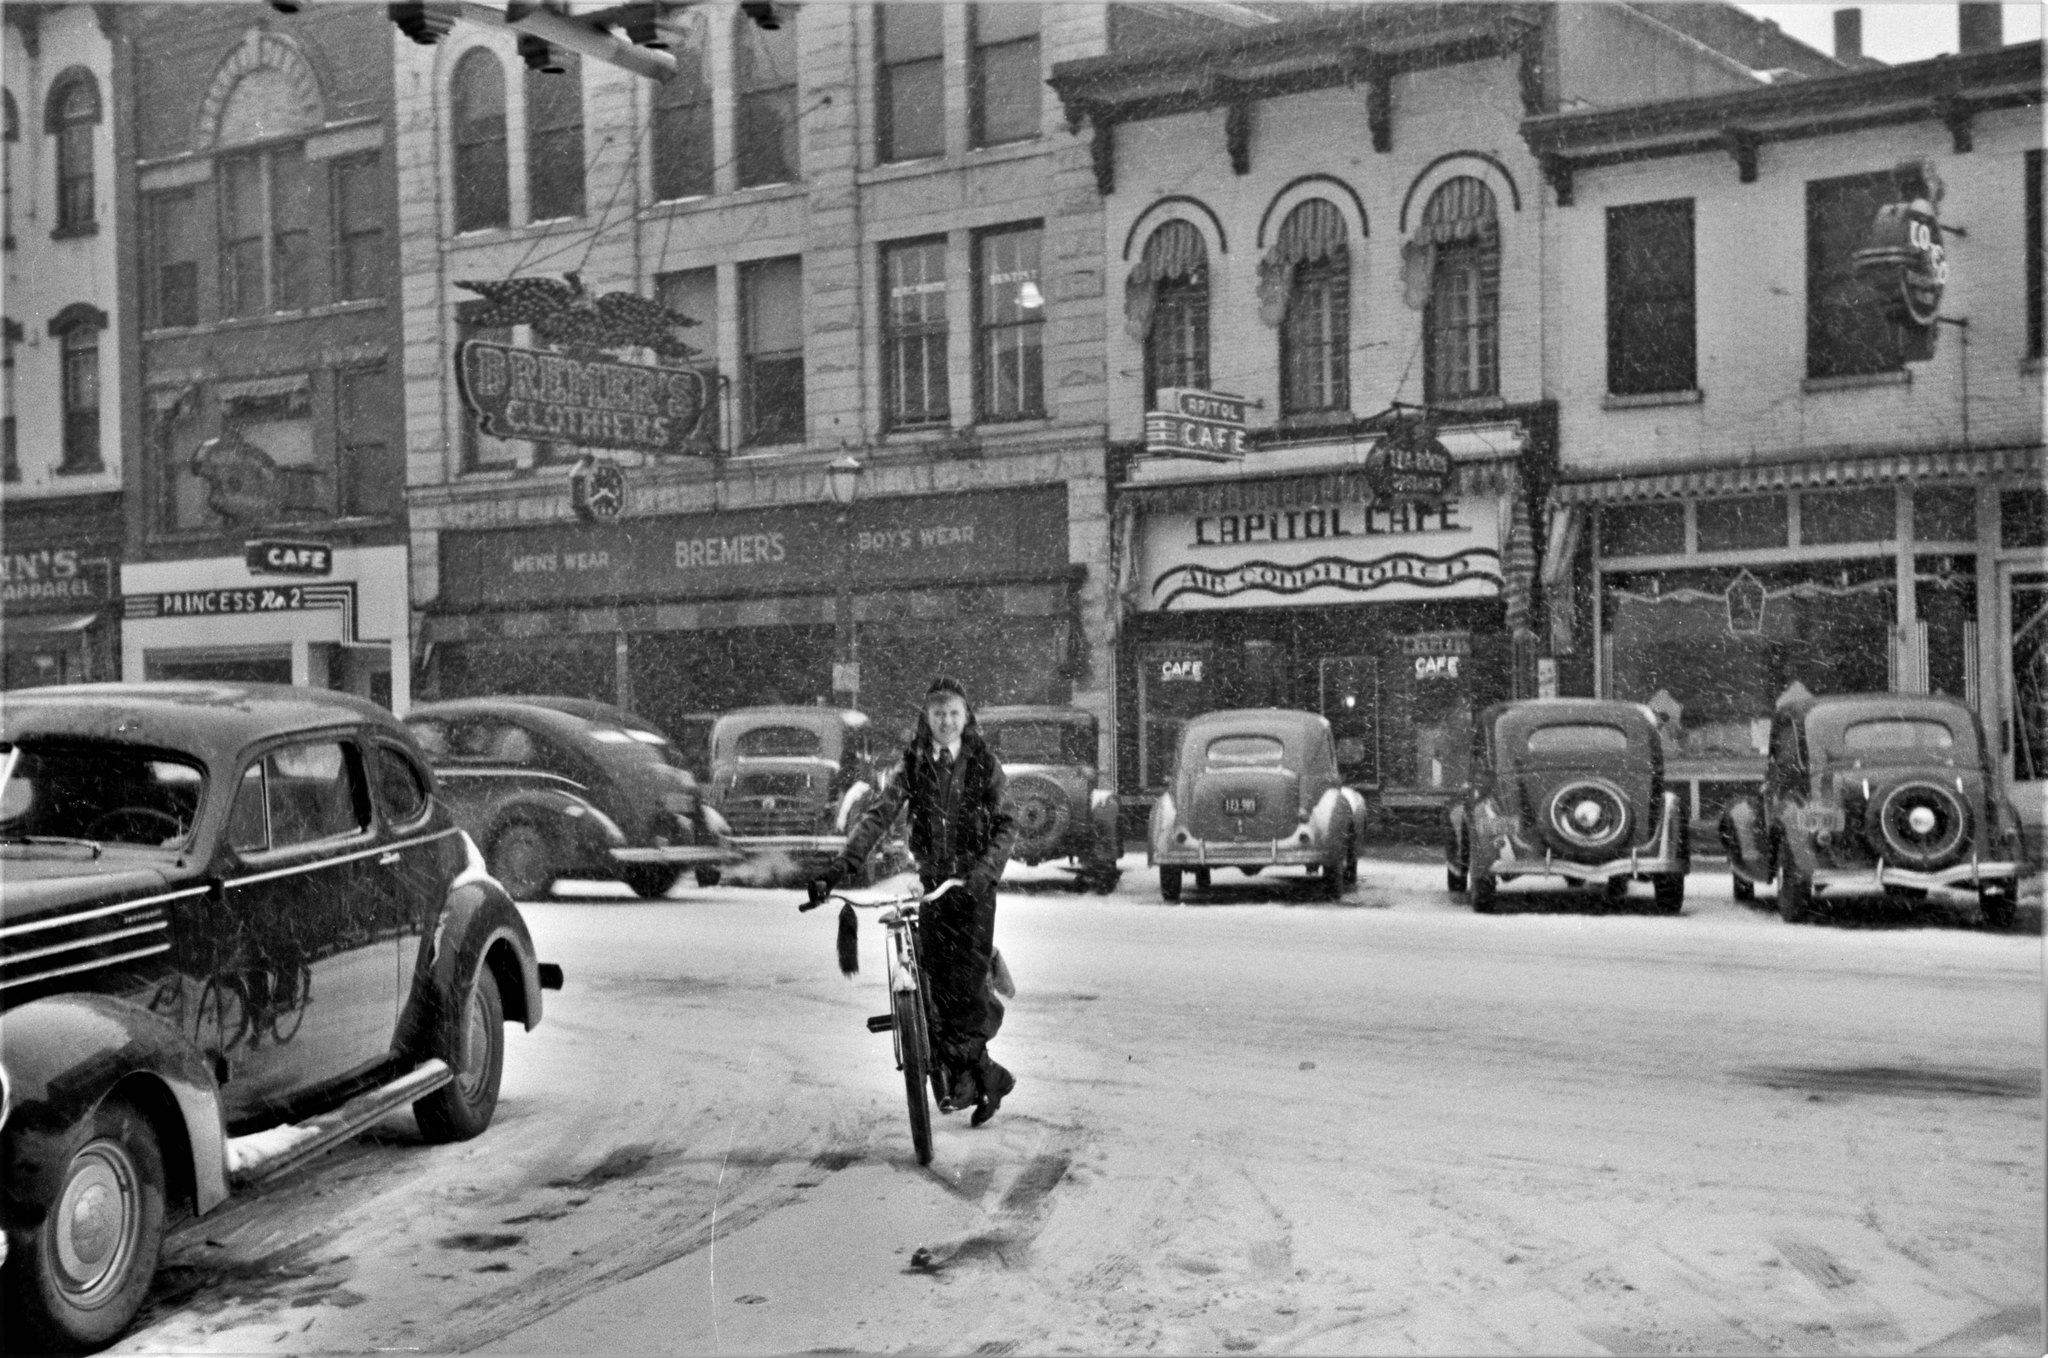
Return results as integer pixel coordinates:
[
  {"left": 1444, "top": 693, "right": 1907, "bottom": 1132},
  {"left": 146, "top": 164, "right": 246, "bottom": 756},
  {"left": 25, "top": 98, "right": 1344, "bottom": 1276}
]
[{"left": 893, "top": 989, "right": 934, "bottom": 1166}]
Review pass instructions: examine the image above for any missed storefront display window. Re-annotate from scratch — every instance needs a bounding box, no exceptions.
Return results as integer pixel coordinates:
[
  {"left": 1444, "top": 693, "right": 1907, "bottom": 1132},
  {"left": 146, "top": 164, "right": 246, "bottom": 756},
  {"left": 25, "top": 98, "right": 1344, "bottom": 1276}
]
[
  {"left": 1913, "top": 486, "right": 1976, "bottom": 542},
  {"left": 1801, "top": 488, "right": 1894, "bottom": 545},
  {"left": 2001, "top": 488, "right": 2046, "bottom": 550},
  {"left": 1914, "top": 555, "right": 1977, "bottom": 705},
  {"left": 2010, "top": 570, "right": 2048, "bottom": 783},
  {"left": 1599, "top": 502, "right": 1683, "bottom": 558},
  {"left": 1138, "top": 642, "right": 1214, "bottom": 788},
  {"left": 1695, "top": 495, "right": 1786, "bottom": 552}
]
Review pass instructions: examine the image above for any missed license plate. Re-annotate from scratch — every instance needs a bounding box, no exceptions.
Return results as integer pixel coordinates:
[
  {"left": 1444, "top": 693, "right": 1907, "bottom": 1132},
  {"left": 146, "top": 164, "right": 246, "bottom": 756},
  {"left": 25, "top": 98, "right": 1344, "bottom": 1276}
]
[
  {"left": 1796, "top": 805, "right": 1845, "bottom": 834},
  {"left": 1223, "top": 795, "right": 1260, "bottom": 816}
]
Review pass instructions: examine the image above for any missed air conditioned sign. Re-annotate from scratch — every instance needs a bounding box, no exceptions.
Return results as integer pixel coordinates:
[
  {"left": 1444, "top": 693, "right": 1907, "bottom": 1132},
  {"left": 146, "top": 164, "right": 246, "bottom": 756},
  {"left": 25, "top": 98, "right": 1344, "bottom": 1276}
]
[{"left": 1137, "top": 493, "right": 1501, "bottom": 612}]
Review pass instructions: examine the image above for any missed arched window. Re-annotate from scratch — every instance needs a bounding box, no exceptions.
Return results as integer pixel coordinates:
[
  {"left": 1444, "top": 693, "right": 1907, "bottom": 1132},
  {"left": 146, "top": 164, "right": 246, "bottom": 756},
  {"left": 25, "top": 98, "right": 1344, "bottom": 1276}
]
[
  {"left": 1267, "top": 200, "right": 1349, "bottom": 416},
  {"left": 735, "top": 8, "right": 799, "bottom": 188},
  {"left": 49, "top": 304, "right": 107, "bottom": 474},
  {"left": 1127, "top": 220, "right": 1208, "bottom": 408},
  {"left": 652, "top": 11, "right": 713, "bottom": 200},
  {"left": 452, "top": 50, "right": 509, "bottom": 231},
  {"left": 47, "top": 71, "right": 100, "bottom": 233},
  {"left": 526, "top": 49, "right": 585, "bottom": 221},
  {"left": 1418, "top": 176, "right": 1498, "bottom": 401}
]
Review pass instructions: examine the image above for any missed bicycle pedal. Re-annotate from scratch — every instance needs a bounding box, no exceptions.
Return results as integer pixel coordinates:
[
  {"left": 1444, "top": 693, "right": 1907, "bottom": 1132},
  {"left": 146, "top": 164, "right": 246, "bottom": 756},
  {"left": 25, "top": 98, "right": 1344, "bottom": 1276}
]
[{"left": 866, "top": 1013, "right": 896, "bottom": 1032}]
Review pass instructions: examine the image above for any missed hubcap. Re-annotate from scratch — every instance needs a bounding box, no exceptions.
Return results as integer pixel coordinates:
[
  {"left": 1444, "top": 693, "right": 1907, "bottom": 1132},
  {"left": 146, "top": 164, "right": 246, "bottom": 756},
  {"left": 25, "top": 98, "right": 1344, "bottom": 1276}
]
[
  {"left": 455, "top": 983, "right": 491, "bottom": 1101},
  {"left": 54, "top": 1141, "right": 139, "bottom": 1304},
  {"left": 1574, "top": 800, "right": 1603, "bottom": 829},
  {"left": 1907, "top": 806, "right": 1937, "bottom": 836}
]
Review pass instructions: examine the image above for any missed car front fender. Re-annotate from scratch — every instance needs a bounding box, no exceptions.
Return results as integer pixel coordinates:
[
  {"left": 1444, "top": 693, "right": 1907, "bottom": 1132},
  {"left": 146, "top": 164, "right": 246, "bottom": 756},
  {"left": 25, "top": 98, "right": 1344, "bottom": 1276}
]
[
  {"left": 488, "top": 788, "right": 624, "bottom": 859},
  {"left": 401, "top": 869, "right": 548, "bottom": 1054},
  {"left": 1147, "top": 791, "right": 1178, "bottom": 863},
  {"left": 0, "top": 994, "right": 229, "bottom": 1217}
]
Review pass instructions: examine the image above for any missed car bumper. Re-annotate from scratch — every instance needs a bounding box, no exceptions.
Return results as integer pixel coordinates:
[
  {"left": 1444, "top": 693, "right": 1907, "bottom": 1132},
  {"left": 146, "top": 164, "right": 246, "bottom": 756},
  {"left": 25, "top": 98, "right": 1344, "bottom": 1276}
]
[
  {"left": 1490, "top": 847, "right": 1686, "bottom": 883},
  {"left": 1154, "top": 840, "right": 1327, "bottom": 868},
  {"left": 609, "top": 845, "right": 747, "bottom": 866},
  {"left": 726, "top": 834, "right": 851, "bottom": 856},
  {"left": 1812, "top": 859, "right": 2020, "bottom": 893}
]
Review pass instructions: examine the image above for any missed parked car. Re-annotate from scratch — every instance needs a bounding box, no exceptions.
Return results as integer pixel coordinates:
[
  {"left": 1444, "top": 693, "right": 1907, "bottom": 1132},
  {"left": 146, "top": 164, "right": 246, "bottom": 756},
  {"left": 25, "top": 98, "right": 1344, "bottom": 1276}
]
[
  {"left": 1446, "top": 698, "right": 1688, "bottom": 914},
  {"left": 705, "top": 706, "right": 905, "bottom": 882},
  {"left": 405, "top": 695, "right": 739, "bottom": 899},
  {"left": 979, "top": 705, "right": 1121, "bottom": 893},
  {"left": 1148, "top": 709, "right": 1363, "bottom": 901},
  {"left": 0, "top": 682, "right": 559, "bottom": 1349},
  {"left": 1718, "top": 693, "right": 2023, "bottom": 927}
]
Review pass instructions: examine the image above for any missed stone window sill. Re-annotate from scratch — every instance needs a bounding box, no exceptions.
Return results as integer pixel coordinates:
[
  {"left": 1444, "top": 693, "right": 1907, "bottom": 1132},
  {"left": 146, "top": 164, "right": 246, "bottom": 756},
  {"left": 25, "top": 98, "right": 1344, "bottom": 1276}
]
[
  {"left": 50, "top": 222, "right": 99, "bottom": 242},
  {"left": 1802, "top": 369, "right": 1910, "bottom": 394},
  {"left": 1603, "top": 389, "right": 1702, "bottom": 410}
]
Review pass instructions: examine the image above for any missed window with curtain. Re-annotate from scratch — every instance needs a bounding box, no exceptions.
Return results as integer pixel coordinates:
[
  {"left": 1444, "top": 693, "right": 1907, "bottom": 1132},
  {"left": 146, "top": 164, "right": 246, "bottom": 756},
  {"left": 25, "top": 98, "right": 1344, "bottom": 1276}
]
[
  {"left": 330, "top": 152, "right": 387, "bottom": 302},
  {"left": 1419, "top": 177, "right": 1499, "bottom": 401},
  {"left": 1129, "top": 219, "right": 1208, "bottom": 408},
  {"left": 339, "top": 365, "right": 398, "bottom": 518},
  {"left": 976, "top": 224, "right": 1043, "bottom": 421},
  {"left": 50, "top": 73, "right": 99, "bottom": 233},
  {"left": 652, "top": 11, "right": 713, "bottom": 200},
  {"left": 879, "top": 5, "right": 944, "bottom": 163},
  {"left": 59, "top": 325, "right": 100, "bottom": 473},
  {"left": 452, "top": 50, "right": 509, "bottom": 231},
  {"left": 1606, "top": 198, "right": 1695, "bottom": 395},
  {"left": 146, "top": 189, "right": 203, "bottom": 329},
  {"left": 1807, "top": 170, "right": 1905, "bottom": 378},
  {"left": 220, "top": 146, "right": 311, "bottom": 317},
  {"left": 741, "top": 256, "right": 804, "bottom": 445},
  {"left": 736, "top": 10, "right": 799, "bottom": 188},
  {"left": 1267, "top": 199, "right": 1349, "bottom": 416},
  {"left": 526, "top": 51, "right": 586, "bottom": 221},
  {"left": 971, "top": 3, "right": 1040, "bottom": 148},
  {"left": 883, "top": 237, "right": 949, "bottom": 427}
]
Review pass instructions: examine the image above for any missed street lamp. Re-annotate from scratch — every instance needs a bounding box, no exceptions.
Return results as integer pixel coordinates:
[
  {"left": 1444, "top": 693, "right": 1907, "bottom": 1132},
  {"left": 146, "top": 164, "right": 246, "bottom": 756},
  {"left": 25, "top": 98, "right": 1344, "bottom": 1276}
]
[{"left": 827, "top": 455, "right": 864, "bottom": 706}]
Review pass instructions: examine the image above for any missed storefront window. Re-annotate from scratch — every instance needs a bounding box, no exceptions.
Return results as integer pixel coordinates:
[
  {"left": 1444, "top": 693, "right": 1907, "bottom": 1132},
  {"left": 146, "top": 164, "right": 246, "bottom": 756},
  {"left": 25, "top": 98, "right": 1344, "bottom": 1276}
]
[
  {"left": 1913, "top": 486, "right": 1976, "bottom": 542},
  {"left": 1599, "top": 502, "right": 1683, "bottom": 558},
  {"left": 1914, "top": 554, "right": 1977, "bottom": 704},
  {"left": 1801, "top": 488, "right": 1893, "bottom": 545},
  {"left": 1695, "top": 496, "right": 1786, "bottom": 552},
  {"left": 1603, "top": 561, "right": 1894, "bottom": 766},
  {"left": 1138, "top": 643, "right": 1213, "bottom": 788},
  {"left": 2001, "top": 488, "right": 2046, "bottom": 550}
]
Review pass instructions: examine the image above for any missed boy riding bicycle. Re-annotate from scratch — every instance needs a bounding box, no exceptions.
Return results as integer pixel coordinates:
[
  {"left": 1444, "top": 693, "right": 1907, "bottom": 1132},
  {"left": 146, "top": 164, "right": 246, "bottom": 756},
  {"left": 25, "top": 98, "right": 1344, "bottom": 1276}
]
[{"left": 810, "top": 676, "right": 1018, "bottom": 1125}]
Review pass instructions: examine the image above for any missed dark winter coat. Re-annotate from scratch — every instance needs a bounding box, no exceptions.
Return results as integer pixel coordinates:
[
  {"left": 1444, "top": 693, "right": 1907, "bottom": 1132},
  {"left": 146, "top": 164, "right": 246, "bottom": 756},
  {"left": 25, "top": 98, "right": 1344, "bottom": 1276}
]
[{"left": 837, "top": 716, "right": 1016, "bottom": 895}]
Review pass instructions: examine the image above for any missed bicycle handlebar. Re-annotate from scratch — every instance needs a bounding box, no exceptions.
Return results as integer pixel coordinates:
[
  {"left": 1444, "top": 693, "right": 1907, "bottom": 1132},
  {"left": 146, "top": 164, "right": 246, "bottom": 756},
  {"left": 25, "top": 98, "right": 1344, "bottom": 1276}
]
[{"left": 797, "top": 877, "right": 966, "bottom": 914}]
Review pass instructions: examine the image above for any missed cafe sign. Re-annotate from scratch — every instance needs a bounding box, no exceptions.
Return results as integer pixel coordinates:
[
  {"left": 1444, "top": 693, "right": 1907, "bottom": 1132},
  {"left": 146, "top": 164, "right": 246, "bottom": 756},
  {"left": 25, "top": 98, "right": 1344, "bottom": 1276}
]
[
  {"left": 244, "top": 538, "right": 333, "bottom": 578},
  {"left": 1143, "top": 388, "right": 1250, "bottom": 462},
  {"left": 458, "top": 340, "right": 709, "bottom": 457}
]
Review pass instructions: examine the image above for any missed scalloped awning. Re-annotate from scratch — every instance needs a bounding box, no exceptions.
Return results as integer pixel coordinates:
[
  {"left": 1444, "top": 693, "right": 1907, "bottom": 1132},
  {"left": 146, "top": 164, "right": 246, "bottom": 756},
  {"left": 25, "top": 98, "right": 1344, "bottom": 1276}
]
[{"left": 1550, "top": 445, "right": 2042, "bottom": 504}]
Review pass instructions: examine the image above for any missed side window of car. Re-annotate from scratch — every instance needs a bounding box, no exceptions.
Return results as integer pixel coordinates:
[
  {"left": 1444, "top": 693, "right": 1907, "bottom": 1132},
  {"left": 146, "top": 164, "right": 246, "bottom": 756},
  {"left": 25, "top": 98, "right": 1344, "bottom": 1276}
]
[
  {"left": 228, "top": 764, "right": 269, "bottom": 852},
  {"left": 372, "top": 742, "right": 432, "bottom": 827},
  {"left": 260, "top": 740, "right": 370, "bottom": 849}
]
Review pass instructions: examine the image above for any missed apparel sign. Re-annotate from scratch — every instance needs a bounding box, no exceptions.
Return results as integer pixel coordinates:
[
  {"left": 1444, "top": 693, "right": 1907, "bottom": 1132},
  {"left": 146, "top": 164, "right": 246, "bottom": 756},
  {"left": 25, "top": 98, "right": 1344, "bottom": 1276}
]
[
  {"left": 1, "top": 549, "right": 114, "bottom": 611},
  {"left": 1137, "top": 492, "right": 1500, "bottom": 612},
  {"left": 458, "top": 340, "right": 708, "bottom": 456},
  {"left": 1143, "top": 388, "right": 1250, "bottom": 462}
]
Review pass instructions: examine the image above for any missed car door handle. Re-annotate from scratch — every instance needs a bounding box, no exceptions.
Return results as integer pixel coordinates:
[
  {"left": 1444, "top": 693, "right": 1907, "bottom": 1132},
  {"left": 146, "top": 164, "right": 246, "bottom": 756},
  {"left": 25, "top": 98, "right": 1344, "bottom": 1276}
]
[{"left": 378, "top": 851, "right": 402, "bottom": 866}]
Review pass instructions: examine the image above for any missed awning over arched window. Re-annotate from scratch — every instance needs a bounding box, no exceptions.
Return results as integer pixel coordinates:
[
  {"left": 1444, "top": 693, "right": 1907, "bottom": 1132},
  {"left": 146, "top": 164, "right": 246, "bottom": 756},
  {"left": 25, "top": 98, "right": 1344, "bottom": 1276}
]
[
  {"left": 1125, "top": 219, "right": 1207, "bottom": 341},
  {"left": 1403, "top": 176, "right": 1498, "bottom": 309},
  {"left": 1259, "top": 199, "right": 1348, "bottom": 327}
]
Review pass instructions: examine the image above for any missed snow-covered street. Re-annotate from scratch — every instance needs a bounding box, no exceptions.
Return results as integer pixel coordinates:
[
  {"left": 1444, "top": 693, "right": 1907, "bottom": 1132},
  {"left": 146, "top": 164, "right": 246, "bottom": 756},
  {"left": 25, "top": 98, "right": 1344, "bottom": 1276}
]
[{"left": 115, "top": 855, "right": 2043, "bottom": 1356}]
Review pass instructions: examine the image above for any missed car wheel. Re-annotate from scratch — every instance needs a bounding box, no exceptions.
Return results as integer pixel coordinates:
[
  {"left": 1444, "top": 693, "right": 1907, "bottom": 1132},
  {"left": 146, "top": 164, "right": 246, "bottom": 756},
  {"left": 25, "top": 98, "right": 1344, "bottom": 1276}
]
[
  {"left": 1159, "top": 867, "right": 1182, "bottom": 903},
  {"left": 1652, "top": 873, "right": 1686, "bottom": 914},
  {"left": 1343, "top": 836, "right": 1359, "bottom": 885},
  {"left": 1193, "top": 868, "right": 1211, "bottom": 891},
  {"left": 1732, "top": 874, "right": 1756, "bottom": 903},
  {"left": 695, "top": 867, "right": 722, "bottom": 888},
  {"left": 1777, "top": 864, "right": 1814, "bottom": 925},
  {"left": 414, "top": 963, "right": 506, "bottom": 1143},
  {"left": 1446, "top": 827, "right": 1469, "bottom": 895},
  {"left": 1979, "top": 879, "right": 2018, "bottom": 930},
  {"left": 1084, "top": 861, "right": 1120, "bottom": 895},
  {"left": 621, "top": 865, "right": 681, "bottom": 899},
  {"left": 1468, "top": 837, "right": 1498, "bottom": 914},
  {"left": 4, "top": 1097, "right": 167, "bottom": 1352},
  {"left": 488, "top": 821, "right": 558, "bottom": 900}
]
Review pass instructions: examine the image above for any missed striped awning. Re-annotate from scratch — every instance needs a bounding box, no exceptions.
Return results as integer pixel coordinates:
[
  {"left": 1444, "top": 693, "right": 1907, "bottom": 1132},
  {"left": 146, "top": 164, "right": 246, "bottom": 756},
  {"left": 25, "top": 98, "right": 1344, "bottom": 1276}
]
[
  {"left": 1134, "top": 219, "right": 1206, "bottom": 283},
  {"left": 1551, "top": 445, "right": 2044, "bottom": 505},
  {"left": 1269, "top": 199, "right": 1347, "bottom": 268},
  {"left": 1118, "top": 460, "right": 1515, "bottom": 516}
]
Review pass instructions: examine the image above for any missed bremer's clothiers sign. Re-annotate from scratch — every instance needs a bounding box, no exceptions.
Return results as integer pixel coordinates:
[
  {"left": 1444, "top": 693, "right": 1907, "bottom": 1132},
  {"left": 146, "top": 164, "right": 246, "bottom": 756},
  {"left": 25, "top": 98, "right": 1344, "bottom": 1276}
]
[{"left": 458, "top": 340, "right": 709, "bottom": 455}]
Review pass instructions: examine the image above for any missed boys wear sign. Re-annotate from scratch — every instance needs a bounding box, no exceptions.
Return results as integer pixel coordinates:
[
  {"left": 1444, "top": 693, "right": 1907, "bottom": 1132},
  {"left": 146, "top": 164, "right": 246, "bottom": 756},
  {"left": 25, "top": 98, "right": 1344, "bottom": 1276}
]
[{"left": 1136, "top": 491, "right": 1501, "bottom": 612}]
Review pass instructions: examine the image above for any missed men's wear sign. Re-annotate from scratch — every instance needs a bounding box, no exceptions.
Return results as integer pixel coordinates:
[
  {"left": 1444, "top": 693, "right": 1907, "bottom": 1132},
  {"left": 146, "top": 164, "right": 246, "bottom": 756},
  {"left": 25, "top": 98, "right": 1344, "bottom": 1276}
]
[{"left": 1137, "top": 493, "right": 1500, "bottom": 612}]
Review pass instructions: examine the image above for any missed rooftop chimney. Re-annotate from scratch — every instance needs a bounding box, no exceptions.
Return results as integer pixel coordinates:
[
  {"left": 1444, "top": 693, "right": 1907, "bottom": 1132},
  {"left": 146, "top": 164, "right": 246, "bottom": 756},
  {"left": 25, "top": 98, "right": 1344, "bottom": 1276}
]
[
  {"left": 1959, "top": 2, "right": 2003, "bottom": 52},
  {"left": 1832, "top": 8, "right": 1862, "bottom": 62}
]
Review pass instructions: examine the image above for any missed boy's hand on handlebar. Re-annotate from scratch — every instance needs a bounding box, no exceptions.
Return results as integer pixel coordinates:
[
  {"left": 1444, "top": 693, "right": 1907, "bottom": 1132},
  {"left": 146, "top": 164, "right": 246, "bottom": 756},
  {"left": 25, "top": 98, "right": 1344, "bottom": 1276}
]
[{"left": 805, "top": 877, "right": 835, "bottom": 909}]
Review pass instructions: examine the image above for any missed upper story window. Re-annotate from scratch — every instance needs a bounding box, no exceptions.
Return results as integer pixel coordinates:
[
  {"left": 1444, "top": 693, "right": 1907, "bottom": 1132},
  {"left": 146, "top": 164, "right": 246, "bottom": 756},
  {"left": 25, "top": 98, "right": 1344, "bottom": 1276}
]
[
  {"left": 221, "top": 146, "right": 312, "bottom": 318},
  {"left": 526, "top": 51, "right": 586, "bottom": 221},
  {"left": 878, "top": 5, "right": 944, "bottom": 163},
  {"left": 337, "top": 364, "right": 398, "bottom": 519},
  {"left": 1606, "top": 198, "right": 1695, "bottom": 396},
  {"left": 456, "top": 302, "right": 516, "bottom": 472},
  {"left": 1419, "top": 176, "right": 1499, "bottom": 402},
  {"left": 54, "top": 313, "right": 103, "bottom": 474},
  {"left": 1131, "top": 219, "right": 1209, "bottom": 407},
  {"left": 4, "top": 89, "right": 17, "bottom": 249},
  {"left": 1270, "top": 200, "right": 1350, "bottom": 417},
  {"left": 976, "top": 223, "right": 1044, "bottom": 421},
  {"left": 146, "top": 189, "right": 204, "bottom": 329},
  {"left": 654, "top": 267, "right": 720, "bottom": 449},
  {"left": 652, "top": 11, "right": 713, "bottom": 200},
  {"left": 970, "top": 3, "right": 1040, "bottom": 148},
  {"left": 882, "top": 237, "right": 949, "bottom": 429},
  {"left": 2027, "top": 149, "right": 2042, "bottom": 361},
  {"left": 47, "top": 70, "right": 100, "bottom": 234},
  {"left": 1807, "top": 170, "right": 1904, "bottom": 379},
  {"left": 452, "top": 49, "right": 509, "bottom": 231},
  {"left": 735, "top": 10, "right": 799, "bottom": 188},
  {"left": 741, "top": 255, "right": 804, "bottom": 445},
  {"left": 331, "top": 152, "right": 387, "bottom": 302}
]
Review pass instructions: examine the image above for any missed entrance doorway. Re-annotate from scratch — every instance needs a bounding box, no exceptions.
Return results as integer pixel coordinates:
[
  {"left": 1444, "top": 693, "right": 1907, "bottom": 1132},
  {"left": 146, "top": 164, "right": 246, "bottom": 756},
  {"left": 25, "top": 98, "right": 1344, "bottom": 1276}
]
[{"left": 1318, "top": 656, "right": 1379, "bottom": 788}]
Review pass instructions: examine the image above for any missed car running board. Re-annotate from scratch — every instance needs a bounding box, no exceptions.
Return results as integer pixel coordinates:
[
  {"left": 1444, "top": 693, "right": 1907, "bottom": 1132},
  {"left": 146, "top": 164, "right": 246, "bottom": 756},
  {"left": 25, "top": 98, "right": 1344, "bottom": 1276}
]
[{"left": 224, "top": 1059, "right": 454, "bottom": 1188}]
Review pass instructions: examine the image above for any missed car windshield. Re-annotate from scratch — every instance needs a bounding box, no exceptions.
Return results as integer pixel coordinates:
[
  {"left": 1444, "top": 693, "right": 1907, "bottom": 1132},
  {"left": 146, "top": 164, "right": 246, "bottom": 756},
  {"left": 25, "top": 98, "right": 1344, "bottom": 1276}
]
[
  {"left": 0, "top": 740, "right": 206, "bottom": 848},
  {"left": 735, "top": 726, "right": 825, "bottom": 758},
  {"left": 1524, "top": 723, "right": 1631, "bottom": 754},
  {"left": 1204, "top": 735, "right": 1286, "bottom": 767},
  {"left": 1839, "top": 719, "right": 1957, "bottom": 754},
  {"left": 983, "top": 721, "right": 1092, "bottom": 765}
]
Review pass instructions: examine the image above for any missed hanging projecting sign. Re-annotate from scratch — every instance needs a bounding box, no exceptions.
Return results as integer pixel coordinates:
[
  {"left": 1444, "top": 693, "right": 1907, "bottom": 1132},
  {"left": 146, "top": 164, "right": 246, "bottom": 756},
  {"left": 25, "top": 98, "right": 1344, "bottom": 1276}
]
[
  {"left": 1364, "top": 421, "right": 1454, "bottom": 503},
  {"left": 1143, "top": 388, "right": 1250, "bottom": 462},
  {"left": 1852, "top": 159, "right": 1947, "bottom": 359},
  {"left": 244, "top": 539, "right": 333, "bottom": 577},
  {"left": 459, "top": 341, "right": 708, "bottom": 457},
  {"left": 1137, "top": 492, "right": 1501, "bottom": 612}
]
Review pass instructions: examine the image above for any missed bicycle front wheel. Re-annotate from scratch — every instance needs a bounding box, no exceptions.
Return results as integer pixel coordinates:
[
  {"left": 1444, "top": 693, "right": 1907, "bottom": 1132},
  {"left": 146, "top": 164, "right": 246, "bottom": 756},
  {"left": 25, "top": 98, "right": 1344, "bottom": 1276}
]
[{"left": 893, "top": 989, "right": 934, "bottom": 1166}]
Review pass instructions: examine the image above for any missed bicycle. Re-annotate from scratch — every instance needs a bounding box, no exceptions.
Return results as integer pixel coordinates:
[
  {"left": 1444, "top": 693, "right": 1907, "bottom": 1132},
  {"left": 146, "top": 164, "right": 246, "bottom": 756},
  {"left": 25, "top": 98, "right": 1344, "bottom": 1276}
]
[{"left": 800, "top": 875, "right": 964, "bottom": 1167}]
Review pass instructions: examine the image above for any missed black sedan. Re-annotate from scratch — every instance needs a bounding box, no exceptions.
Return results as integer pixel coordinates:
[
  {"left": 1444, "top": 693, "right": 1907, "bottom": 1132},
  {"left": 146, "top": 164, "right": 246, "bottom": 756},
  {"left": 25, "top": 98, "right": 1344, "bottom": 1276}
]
[
  {"left": 406, "top": 696, "right": 740, "bottom": 899},
  {"left": 0, "top": 683, "right": 557, "bottom": 1350}
]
